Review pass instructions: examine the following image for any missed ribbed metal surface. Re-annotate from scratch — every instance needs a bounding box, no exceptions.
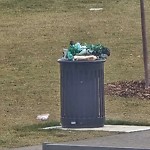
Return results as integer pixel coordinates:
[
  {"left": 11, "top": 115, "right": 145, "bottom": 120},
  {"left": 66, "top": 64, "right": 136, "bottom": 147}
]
[{"left": 58, "top": 60, "right": 105, "bottom": 128}]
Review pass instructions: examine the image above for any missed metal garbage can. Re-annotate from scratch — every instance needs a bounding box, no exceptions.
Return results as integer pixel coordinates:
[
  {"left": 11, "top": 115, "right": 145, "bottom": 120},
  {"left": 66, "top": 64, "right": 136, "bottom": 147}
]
[{"left": 58, "top": 59, "right": 105, "bottom": 128}]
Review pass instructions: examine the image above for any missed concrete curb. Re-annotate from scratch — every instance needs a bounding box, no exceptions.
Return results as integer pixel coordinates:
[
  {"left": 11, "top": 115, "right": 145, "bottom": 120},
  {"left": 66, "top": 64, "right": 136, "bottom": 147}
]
[{"left": 42, "top": 143, "right": 150, "bottom": 150}]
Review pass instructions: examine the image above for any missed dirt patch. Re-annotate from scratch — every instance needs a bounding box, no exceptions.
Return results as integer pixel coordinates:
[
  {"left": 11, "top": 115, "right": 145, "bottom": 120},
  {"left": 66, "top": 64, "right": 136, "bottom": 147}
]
[{"left": 105, "top": 80, "right": 150, "bottom": 100}]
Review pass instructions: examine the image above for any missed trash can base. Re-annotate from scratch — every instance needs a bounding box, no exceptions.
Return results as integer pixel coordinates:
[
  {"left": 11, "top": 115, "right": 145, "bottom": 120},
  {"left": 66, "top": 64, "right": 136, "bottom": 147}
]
[{"left": 61, "top": 117, "right": 105, "bottom": 128}]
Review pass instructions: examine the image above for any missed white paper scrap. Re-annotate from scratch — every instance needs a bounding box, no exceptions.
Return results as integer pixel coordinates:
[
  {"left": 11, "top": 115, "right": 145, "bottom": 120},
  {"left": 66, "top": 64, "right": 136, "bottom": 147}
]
[
  {"left": 36, "top": 113, "right": 50, "bottom": 121},
  {"left": 89, "top": 8, "right": 103, "bottom": 11}
]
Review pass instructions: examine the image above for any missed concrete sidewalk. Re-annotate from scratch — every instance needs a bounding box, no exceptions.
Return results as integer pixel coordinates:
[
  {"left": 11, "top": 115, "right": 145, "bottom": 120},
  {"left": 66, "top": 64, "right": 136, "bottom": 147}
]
[
  {"left": 3, "top": 128, "right": 150, "bottom": 150},
  {"left": 65, "top": 129, "right": 150, "bottom": 149},
  {"left": 43, "top": 125, "right": 150, "bottom": 133}
]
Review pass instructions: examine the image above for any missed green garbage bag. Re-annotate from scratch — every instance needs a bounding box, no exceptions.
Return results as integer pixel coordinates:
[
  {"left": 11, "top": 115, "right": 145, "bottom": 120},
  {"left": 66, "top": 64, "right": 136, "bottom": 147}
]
[
  {"left": 66, "top": 42, "right": 82, "bottom": 60},
  {"left": 65, "top": 41, "right": 110, "bottom": 60}
]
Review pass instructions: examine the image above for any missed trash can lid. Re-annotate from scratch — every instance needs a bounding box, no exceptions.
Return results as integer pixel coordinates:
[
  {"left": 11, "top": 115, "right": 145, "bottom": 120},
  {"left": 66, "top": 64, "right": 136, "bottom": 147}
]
[{"left": 57, "top": 59, "right": 106, "bottom": 64}]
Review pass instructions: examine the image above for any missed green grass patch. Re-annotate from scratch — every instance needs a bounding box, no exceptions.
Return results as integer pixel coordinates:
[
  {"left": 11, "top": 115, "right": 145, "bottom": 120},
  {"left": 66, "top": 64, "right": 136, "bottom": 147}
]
[
  {"left": 14, "top": 121, "right": 60, "bottom": 132},
  {"left": 105, "top": 119, "right": 150, "bottom": 126},
  {"left": 0, "top": 0, "right": 108, "bottom": 13},
  {"left": 1, "top": 121, "right": 117, "bottom": 148}
]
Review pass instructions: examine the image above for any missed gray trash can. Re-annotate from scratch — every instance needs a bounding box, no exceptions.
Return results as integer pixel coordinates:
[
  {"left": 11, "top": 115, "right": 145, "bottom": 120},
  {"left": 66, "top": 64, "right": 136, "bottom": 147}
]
[{"left": 58, "top": 60, "right": 105, "bottom": 128}]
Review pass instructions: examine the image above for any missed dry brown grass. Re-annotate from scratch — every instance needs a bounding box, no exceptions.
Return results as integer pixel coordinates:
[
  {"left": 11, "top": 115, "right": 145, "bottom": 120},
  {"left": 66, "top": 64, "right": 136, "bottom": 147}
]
[
  {"left": 0, "top": 0, "right": 150, "bottom": 148},
  {"left": 106, "top": 96, "right": 150, "bottom": 123}
]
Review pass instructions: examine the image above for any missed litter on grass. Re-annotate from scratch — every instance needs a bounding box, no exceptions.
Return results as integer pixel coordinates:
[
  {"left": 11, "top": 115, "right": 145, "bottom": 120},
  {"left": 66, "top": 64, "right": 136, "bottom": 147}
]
[
  {"left": 89, "top": 8, "right": 103, "bottom": 11},
  {"left": 36, "top": 113, "right": 50, "bottom": 121}
]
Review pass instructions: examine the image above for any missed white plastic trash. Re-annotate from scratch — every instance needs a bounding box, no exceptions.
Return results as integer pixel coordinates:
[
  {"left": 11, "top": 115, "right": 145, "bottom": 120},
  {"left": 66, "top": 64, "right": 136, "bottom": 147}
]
[{"left": 36, "top": 113, "right": 50, "bottom": 121}]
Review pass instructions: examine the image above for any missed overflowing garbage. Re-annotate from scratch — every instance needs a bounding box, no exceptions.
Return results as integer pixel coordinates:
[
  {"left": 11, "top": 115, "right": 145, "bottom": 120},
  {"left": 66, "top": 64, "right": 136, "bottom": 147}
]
[{"left": 62, "top": 41, "right": 110, "bottom": 61}]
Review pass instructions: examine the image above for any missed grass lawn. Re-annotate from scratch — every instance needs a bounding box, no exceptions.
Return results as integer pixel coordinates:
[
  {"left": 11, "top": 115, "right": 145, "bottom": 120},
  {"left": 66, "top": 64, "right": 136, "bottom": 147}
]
[{"left": 0, "top": 0, "right": 150, "bottom": 148}]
